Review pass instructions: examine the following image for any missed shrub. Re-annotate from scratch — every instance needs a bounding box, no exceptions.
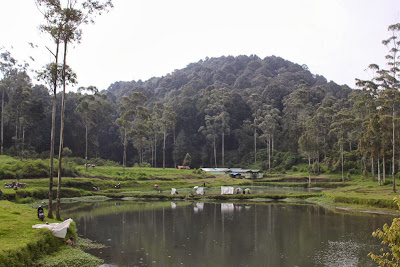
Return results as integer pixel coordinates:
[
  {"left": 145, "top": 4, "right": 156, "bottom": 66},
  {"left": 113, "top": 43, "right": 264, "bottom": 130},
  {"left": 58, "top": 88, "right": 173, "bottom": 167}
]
[{"left": 369, "top": 198, "right": 400, "bottom": 266}]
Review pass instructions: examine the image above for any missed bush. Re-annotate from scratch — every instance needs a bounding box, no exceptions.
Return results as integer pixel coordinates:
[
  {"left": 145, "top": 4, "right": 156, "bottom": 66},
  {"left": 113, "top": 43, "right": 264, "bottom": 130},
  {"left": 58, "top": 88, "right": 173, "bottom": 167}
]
[
  {"left": 369, "top": 198, "right": 400, "bottom": 266},
  {"left": 0, "top": 157, "right": 79, "bottom": 179}
]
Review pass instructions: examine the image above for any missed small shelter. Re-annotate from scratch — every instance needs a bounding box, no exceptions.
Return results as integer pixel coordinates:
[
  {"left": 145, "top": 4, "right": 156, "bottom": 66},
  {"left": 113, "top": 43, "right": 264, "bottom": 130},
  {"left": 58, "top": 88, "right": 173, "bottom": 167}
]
[
  {"left": 196, "top": 187, "right": 205, "bottom": 195},
  {"left": 221, "top": 186, "right": 234, "bottom": 195},
  {"left": 229, "top": 172, "right": 241, "bottom": 178},
  {"left": 171, "top": 188, "right": 178, "bottom": 195}
]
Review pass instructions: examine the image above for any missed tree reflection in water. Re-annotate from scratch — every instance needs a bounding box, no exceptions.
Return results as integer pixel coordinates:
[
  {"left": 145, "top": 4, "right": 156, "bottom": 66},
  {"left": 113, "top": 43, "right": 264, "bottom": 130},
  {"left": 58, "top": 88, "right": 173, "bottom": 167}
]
[{"left": 63, "top": 201, "right": 393, "bottom": 267}]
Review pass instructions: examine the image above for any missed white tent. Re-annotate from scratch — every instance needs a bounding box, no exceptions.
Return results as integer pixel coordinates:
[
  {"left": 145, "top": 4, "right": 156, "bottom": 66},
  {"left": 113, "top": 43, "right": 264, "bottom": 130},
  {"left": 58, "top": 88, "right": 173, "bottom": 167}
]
[
  {"left": 221, "top": 186, "right": 234, "bottom": 195},
  {"left": 196, "top": 187, "right": 205, "bottom": 195}
]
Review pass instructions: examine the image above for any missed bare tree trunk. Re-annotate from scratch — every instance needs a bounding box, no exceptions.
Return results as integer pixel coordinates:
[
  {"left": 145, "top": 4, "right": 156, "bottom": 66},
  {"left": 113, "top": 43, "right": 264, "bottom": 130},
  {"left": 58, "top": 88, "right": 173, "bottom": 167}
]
[
  {"left": 377, "top": 155, "right": 381, "bottom": 186},
  {"left": 22, "top": 126, "right": 25, "bottom": 159},
  {"left": 222, "top": 131, "right": 225, "bottom": 168},
  {"left": 213, "top": 135, "right": 217, "bottom": 168},
  {"left": 341, "top": 143, "right": 344, "bottom": 182},
  {"left": 56, "top": 41, "right": 68, "bottom": 220},
  {"left": 48, "top": 39, "right": 60, "bottom": 219},
  {"left": 1, "top": 86, "right": 4, "bottom": 155},
  {"left": 85, "top": 118, "right": 88, "bottom": 171},
  {"left": 163, "top": 131, "right": 166, "bottom": 168},
  {"left": 393, "top": 106, "right": 396, "bottom": 192},
  {"left": 383, "top": 155, "right": 386, "bottom": 183},
  {"left": 48, "top": 90, "right": 57, "bottom": 218},
  {"left": 154, "top": 133, "right": 157, "bottom": 168},
  {"left": 254, "top": 127, "right": 257, "bottom": 164},
  {"left": 371, "top": 157, "right": 375, "bottom": 182},
  {"left": 150, "top": 138, "right": 154, "bottom": 167},
  {"left": 268, "top": 137, "right": 271, "bottom": 173},
  {"left": 173, "top": 128, "right": 176, "bottom": 168},
  {"left": 123, "top": 130, "right": 127, "bottom": 172},
  {"left": 308, "top": 155, "right": 311, "bottom": 184}
]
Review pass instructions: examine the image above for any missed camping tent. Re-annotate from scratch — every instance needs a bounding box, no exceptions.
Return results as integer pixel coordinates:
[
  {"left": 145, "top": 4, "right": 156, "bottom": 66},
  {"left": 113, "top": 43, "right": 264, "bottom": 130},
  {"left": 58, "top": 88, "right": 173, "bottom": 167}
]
[
  {"left": 196, "top": 187, "right": 205, "bottom": 195},
  {"left": 221, "top": 186, "right": 234, "bottom": 195}
]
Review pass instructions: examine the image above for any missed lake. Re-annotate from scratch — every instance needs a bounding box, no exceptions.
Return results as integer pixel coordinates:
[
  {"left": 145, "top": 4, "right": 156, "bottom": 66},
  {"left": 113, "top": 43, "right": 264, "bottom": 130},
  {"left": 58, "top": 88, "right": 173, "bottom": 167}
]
[{"left": 63, "top": 200, "right": 393, "bottom": 267}]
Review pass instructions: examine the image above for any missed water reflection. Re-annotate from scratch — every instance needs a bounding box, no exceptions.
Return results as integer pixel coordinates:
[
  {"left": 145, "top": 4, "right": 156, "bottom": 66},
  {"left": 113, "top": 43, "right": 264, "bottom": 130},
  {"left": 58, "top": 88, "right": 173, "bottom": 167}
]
[
  {"left": 194, "top": 203, "right": 204, "bottom": 213},
  {"left": 63, "top": 201, "right": 393, "bottom": 267}
]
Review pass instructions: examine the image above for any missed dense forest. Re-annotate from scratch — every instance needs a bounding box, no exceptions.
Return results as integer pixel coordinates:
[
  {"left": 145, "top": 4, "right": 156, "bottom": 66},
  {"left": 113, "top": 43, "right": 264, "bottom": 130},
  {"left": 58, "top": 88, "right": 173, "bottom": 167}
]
[
  {"left": 1, "top": 20, "right": 400, "bottom": 189},
  {"left": 1, "top": 54, "right": 359, "bottom": 171}
]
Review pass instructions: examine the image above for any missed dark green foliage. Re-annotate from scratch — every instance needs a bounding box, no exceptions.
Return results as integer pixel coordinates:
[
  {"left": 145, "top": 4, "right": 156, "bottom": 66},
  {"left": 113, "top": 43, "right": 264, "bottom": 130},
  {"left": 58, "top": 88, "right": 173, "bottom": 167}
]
[
  {"left": 0, "top": 158, "right": 79, "bottom": 180},
  {"left": 1, "top": 54, "right": 359, "bottom": 171}
]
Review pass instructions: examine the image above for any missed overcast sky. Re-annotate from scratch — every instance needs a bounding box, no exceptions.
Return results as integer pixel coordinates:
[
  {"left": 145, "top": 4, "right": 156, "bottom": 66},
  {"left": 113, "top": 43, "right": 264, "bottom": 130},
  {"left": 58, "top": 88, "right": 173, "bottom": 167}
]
[{"left": 1, "top": 0, "right": 400, "bottom": 91}]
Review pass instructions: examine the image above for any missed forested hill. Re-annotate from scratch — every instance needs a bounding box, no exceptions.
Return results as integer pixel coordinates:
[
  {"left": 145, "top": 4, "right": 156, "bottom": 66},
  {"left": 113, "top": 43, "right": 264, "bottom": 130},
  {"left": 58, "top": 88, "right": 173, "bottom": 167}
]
[
  {"left": 107, "top": 55, "right": 351, "bottom": 103},
  {"left": 100, "top": 55, "right": 353, "bottom": 168},
  {"left": 1, "top": 54, "right": 357, "bottom": 170}
]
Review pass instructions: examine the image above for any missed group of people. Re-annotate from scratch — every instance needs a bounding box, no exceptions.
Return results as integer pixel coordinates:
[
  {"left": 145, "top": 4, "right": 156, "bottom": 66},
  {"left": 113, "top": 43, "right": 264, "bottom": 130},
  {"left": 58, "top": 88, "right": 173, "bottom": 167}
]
[{"left": 235, "top": 188, "right": 251, "bottom": 194}]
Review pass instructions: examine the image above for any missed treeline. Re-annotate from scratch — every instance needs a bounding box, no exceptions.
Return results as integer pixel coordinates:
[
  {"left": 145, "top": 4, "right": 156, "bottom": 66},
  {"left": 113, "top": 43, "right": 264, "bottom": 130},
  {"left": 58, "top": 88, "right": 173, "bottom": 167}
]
[
  {"left": 1, "top": 23, "right": 400, "bottom": 188},
  {"left": 0, "top": 54, "right": 351, "bottom": 168}
]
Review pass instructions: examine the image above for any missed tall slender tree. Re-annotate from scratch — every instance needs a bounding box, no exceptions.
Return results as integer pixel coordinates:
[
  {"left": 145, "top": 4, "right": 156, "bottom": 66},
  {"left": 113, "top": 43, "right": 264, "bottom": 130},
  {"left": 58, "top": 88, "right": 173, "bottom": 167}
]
[
  {"left": 161, "top": 104, "right": 176, "bottom": 168},
  {"left": 0, "top": 49, "right": 17, "bottom": 156},
  {"left": 356, "top": 23, "right": 400, "bottom": 192},
  {"left": 76, "top": 86, "right": 105, "bottom": 170},
  {"left": 116, "top": 92, "right": 147, "bottom": 169}
]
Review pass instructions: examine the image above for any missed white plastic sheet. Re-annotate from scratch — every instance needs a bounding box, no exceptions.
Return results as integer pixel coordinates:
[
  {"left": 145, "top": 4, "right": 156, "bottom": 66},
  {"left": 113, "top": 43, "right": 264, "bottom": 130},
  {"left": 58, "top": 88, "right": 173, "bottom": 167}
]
[
  {"left": 221, "top": 186, "right": 234, "bottom": 195},
  {"left": 196, "top": 187, "right": 205, "bottom": 195},
  {"left": 32, "top": 218, "right": 73, "bottom": 238}
]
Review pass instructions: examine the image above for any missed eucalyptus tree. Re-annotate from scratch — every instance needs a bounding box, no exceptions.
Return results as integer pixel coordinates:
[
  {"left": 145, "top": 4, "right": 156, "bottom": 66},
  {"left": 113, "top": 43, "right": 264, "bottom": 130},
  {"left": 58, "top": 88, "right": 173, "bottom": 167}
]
[
  {"left": 42, "top": 0, "right": 113, "bottom": 220},
  {"left": 173, "top": 129, "right": 189, "bottom": 165},
  {"left": 298, "top": 120, "right": 318, "bottom": 184},
  {"left": 356, "top": 23, "right": 400, "bottom": 192},
  {"left": 259, "top": 106, "right": 281, "bottom": 172},
  {"left": 149, "top": 102, "right": 162, "bottom": 167},
  {"left": 131, "top": 109, "right": 150, "bottom": 167},
  {"left": 161, "top": 104, "right": 176, "bottom": 168},
  {"left": 0, "top": 49, "right": 17, "bottom": 155},
  {"left": 215, "top": 88, "right": 232, "bottom": 168},
  {"left": 378, "top": 107, "right": 392, "bottom": 184},
  {"left": 198, "top": 86, "right": 219, "bottom": 167},
  {"left": 36, "top": 62, "right": 75, "bottom": 219},
  {"left": 282, "top": 84, "right": 314, "bottom": 152},
  {"left": 4, "top": 70, "right": 33, "bottom": 159},
  {"left": 35, "top": 0, "right": 65, "bottom": 219},
  {"left": 76, "top": 86, "right": 105, "bottom": 170},
  {"left": 198, "top": 86, "right": 231, "bottom": 167},
  {"left": 116, "top": 92, "right": 148, "bottom": 170},
  {"left": 247, "top": 93, "right": 264, "bottom": 164},
  {"left": 329, "top": 108, "right": 356, "bottom": 181}
]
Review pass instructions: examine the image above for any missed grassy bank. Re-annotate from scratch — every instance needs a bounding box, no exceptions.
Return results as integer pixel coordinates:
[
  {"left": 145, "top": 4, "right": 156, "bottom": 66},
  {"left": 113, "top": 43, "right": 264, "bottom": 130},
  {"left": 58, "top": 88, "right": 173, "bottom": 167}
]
[
  {"left": 2, "top": 155, "right": 400, "bottom": 266},
  {"left": 0, "top": 201, "right": 74, "bottom": 267},
  {"left": 2, "top": 161, "right": 400, "bottom": 211}
]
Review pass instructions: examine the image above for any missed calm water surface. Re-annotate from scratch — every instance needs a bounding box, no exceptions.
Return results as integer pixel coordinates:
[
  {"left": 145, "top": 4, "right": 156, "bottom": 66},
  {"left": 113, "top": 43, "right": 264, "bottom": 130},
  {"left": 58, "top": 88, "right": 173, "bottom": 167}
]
[{"left": 63, "top": 201, "right": 393, "bottom": 267}]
